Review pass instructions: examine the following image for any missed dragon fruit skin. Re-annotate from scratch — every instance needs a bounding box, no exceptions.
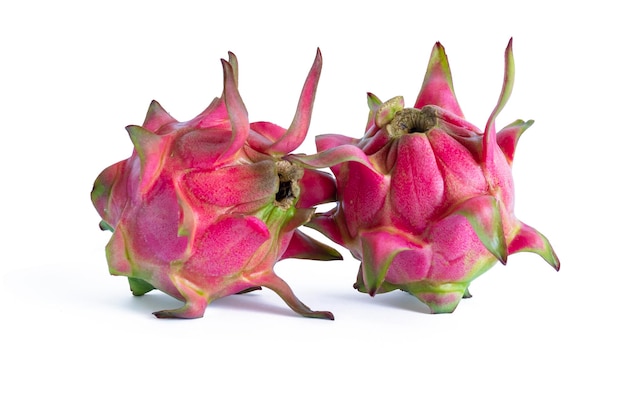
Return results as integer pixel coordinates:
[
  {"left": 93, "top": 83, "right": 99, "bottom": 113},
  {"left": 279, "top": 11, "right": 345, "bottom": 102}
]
[
  {"left": 289, "top": 39, "right": 560, "bottom": 313},
  {"left": 91, "top": 50, "right": 342, "bottom": 319}
]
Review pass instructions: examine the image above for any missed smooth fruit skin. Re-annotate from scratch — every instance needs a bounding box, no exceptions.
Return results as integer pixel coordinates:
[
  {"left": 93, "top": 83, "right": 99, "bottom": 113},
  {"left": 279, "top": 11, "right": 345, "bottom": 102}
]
[
  {"left": 290, "top": 39, "right": 559, "bottom": 313},
  {"left": 92, "top": 50, "right": 341, "bottom": 319}
]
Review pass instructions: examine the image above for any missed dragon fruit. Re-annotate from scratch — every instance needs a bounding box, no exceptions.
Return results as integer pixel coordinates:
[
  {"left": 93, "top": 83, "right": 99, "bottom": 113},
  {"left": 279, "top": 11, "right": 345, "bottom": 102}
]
[
  {"left": 91, "top": 50, "right": 341, "bottom": 319},
  {"left": 289, "top": 39, "right": 560, "bottom": 313}
]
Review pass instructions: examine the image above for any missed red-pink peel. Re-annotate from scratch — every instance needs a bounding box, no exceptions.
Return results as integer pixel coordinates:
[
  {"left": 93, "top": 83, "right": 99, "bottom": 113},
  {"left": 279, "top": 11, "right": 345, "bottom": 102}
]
[
  {"left": 91, "top": 50, "right": 341, "bottom": 319},
  {"left": 289, "top": 39, "right": 560, "bottom": 313}
]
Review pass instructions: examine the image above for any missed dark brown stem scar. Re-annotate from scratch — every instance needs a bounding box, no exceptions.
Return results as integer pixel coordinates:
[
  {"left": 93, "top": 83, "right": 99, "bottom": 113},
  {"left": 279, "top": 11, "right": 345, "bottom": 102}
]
[
  {"left": 274, "top": 160, "right": 303, "bottom": 209},
  {"left": 386, "top": 106, "right": 437, "bottom": 139},
  {"left": 276, "top": 180, "right": 293, "bottom": 201}
]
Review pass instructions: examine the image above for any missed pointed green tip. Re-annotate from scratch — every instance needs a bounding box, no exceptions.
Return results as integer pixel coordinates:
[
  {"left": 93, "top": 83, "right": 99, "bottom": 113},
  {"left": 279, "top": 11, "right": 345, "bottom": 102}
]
[
  {"left": 367, "top": 92, "right": 382, "bottom": 109},
  {"left": 497, "top": 119, "right": 535, "bottom": 164},
  {"left": 359, "top": 229, "right": 417, "bottom": 296},
  {"left": 142, "top": 100, "right": 177, "bottom": 132},
  {"left": 431, "top": 41, "right": 449, "bottom": 72},
  {"left": 375, "top": 96, "right": 404, "bottom": 128},
  {"left": 99, "top": 220, "right": 113, "bottom": 232},
  {"left": 403, "top": 282, "right": 468, "bottom": 314},
  {"left": 482, "top": 39, "right": 517, "bottom": 167},
  {"left": 125, "top": 124, "right": 161, "bottom": 162},
  {"left": 431, "top": 41, "right": 451, "bottom": 80},
  {"left": 553, "top": 257, "right": 561, "bottom": 272},
  {"left": 499, "top": 38, "right": 516, "bottom": 117},
  {"left": 308, "top": 310, "right": 335, "bottom": 320},
  {"left": 124, "top": 124, "right": 166, "bottom": 193},
  {"left": 414, "top": 41, "right": 463, "bottom": 116},
  {"left": 128, "top": 277, "right": 155, "bottom": 296},
  {"left": 236, "top": 286, "right": 262, "bottom": 294},
  {"left": 455, "top": 195, "right": 508, "bottom": 264},
  {"left": 365, "top": 92, "right": 384, "bottom": 134},
  {"left": 508, "top": 223, "right": 560, "bottom": 271},
  {"left": 217, "top": 57, "right": 249, "bottom": 163},
  {"left": 227, "top": 51, "right": 239, "bottom": 86},
  {"left": 266, "top": 47, "right": 322, "bottom": 156}
]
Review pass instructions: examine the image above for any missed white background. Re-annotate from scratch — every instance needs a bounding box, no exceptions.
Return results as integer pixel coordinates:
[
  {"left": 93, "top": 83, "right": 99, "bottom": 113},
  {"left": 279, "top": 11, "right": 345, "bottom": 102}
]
[{"left": 1, "top": 1, "right": 624, "bottom": 416}]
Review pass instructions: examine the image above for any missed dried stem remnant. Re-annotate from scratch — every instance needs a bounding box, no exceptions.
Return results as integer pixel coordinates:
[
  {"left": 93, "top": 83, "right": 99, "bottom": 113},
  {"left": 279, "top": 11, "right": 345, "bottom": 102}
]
[
  {"left": 274, "top": 160, "right": 303, "bottom": 209},
  {"left": 386, "top": 106, "right": 437, "bottom": 139}
]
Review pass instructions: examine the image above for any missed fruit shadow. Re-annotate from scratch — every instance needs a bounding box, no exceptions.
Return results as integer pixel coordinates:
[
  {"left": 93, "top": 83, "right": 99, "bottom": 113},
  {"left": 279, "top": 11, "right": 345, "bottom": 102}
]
[
  {"left": 332, "top": 290, "right": 433, "bottom": 314},
  {"left": 127, "top": 289, "right": 311, "bottom": 319},
  {"left": 2, "top": 265, "right": 327, "bottom": 320}
]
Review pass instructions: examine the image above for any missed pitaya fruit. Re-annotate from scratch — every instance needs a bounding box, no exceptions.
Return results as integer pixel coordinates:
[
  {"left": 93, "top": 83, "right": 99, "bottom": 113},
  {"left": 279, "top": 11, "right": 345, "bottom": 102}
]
[
  {"left": 91, "top": 50, "right": 341, "bottom": 319},
  {"left": 289, "top": 39, "right": 560, "bottom": 313}
]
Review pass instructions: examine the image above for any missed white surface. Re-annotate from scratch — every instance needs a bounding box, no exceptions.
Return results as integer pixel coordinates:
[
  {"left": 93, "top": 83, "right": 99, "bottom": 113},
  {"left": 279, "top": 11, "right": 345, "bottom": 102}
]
[{"left": 1, "top": 1, "right": 624, "bottom": 416}]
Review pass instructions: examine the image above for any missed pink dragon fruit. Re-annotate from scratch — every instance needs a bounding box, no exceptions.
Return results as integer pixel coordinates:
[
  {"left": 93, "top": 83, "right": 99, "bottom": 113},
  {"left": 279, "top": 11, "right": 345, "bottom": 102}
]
[
  {"left": 91, "top": 50, "right": 341, "bottom": 319},
  {"left": 289, "top": 39, "right": 560, "bottom": 313}
]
